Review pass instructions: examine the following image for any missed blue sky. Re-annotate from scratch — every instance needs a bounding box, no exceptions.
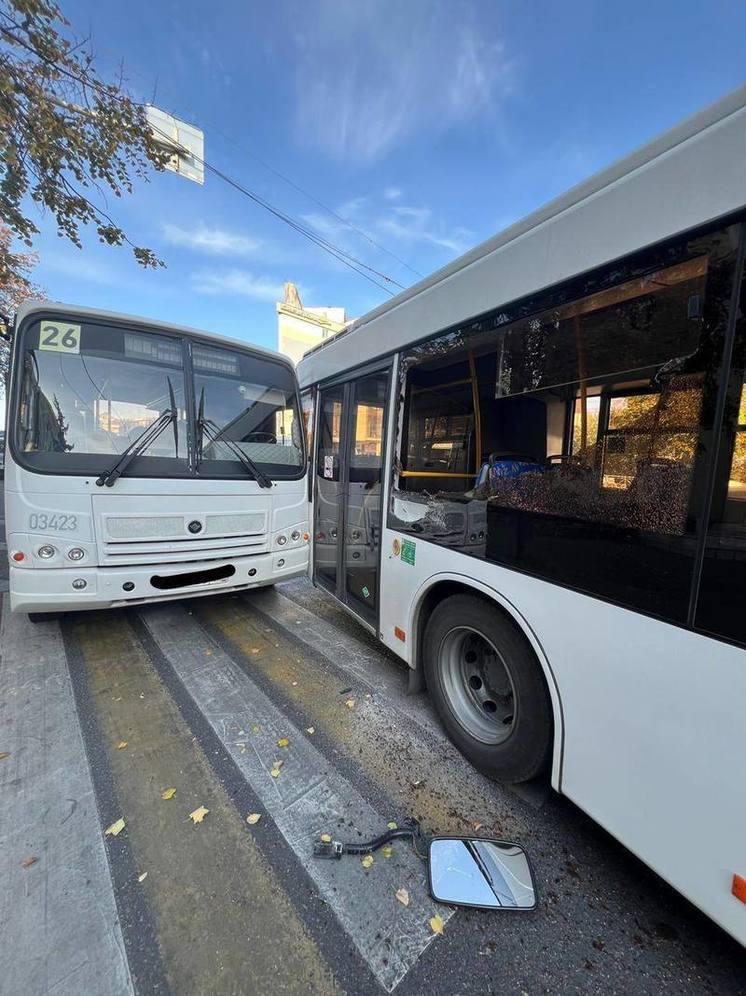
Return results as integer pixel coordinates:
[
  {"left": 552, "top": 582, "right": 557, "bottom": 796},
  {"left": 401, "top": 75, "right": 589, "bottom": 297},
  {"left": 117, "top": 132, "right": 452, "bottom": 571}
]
[{"left": 27, "top": 0, "right": 746, "bottom": 352}]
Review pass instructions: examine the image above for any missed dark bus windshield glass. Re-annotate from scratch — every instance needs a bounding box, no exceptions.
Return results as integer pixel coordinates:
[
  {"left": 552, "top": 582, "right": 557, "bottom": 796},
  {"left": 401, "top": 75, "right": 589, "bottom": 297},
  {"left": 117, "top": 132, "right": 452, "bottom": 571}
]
[
  {"left": 193, "top": 341, "right": 303, "bottom": 474},
  {"left": 14, "top": 318, "right": 303, "bottom": 478}
]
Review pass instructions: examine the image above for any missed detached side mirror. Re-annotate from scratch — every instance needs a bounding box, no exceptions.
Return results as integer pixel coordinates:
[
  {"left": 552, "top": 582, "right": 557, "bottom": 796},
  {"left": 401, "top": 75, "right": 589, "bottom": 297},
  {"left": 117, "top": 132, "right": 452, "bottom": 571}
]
[{"left": 428, "top": 837, "right": 537, "bottom": 910}]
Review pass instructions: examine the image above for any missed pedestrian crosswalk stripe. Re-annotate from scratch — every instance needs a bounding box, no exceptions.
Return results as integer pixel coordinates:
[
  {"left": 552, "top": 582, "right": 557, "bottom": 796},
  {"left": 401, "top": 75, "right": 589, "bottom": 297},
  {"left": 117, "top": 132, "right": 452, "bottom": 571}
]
[{"left": 141, "top": 601, "right": 454, "bottom": 993}]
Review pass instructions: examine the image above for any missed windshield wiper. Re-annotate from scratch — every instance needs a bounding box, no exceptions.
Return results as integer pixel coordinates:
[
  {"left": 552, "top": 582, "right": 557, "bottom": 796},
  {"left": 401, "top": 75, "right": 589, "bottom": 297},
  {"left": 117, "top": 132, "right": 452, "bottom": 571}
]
[
  {"left": 196, "top": 389, "right": 272, "bottom": 488},
  {"left": 96, "top": 405, "right": 176, "bottom": 487}
]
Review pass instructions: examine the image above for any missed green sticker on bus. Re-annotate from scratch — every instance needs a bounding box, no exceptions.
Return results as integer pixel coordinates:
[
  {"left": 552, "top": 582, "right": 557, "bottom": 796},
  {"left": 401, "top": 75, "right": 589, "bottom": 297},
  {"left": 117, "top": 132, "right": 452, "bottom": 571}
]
[{"left": 401, "top": 539, "right": 416, "bottom": 566}]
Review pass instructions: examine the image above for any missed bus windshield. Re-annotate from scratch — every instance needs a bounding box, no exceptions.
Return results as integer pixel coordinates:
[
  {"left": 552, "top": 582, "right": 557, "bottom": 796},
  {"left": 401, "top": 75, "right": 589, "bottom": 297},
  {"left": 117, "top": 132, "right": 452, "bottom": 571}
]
[{"left": 14, "top": 317, "right": 303, "bottom": 479}]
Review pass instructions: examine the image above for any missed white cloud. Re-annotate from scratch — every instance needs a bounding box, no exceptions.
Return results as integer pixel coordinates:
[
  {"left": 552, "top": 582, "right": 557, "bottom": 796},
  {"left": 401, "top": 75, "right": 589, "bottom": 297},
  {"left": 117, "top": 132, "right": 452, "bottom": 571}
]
[
  {"left": 376, "top": 205, "right": 473, "bottom": 254},
  {"left": 192, "top": 269, "right": 285, "bottom": 302},
  {"left": 383, "top": 187, "right": 402, "bottom": 201},
  {"left": 163, "top": 224, "right": 261, "bottom": 257},
  {"left": 292, "top": 0, "right": 513, "bottom": 162},
  {"left": 302, "top": 192, "right": 473, "bottom": 265}
]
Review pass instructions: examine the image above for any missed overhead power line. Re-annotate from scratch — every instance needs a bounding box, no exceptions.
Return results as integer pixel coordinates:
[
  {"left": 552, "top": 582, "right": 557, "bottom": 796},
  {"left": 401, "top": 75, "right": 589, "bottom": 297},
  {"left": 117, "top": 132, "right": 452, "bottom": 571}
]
[
  {"left": 2, "top": 14, "right": 406, "bottom": 295},
  {"left": 145, "top": 118, "right": 402, "bottom": 295}
]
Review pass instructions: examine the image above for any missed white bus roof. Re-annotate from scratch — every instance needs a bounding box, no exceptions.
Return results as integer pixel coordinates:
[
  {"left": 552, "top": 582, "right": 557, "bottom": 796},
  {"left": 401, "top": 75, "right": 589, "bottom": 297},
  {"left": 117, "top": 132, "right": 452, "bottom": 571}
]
[
  {"left": 15, "top": 299, "right": 295, "bottom": 372},
  {"left": 297, "top": 84, "right": 746, "bottom": 388}
]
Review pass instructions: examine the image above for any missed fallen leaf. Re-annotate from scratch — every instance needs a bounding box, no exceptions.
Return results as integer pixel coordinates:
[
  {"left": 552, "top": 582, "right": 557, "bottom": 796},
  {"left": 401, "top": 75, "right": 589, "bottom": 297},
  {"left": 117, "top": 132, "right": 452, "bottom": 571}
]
[
  {"left": 429, "top": 915, "right": 445, "bottom": 935},
  {"left": 396, "top": 888, "right": 410, "bottom": 907},
  {"left": 251, "top": 648, "right": 261, "bottom": 655},
  {"left": 291, "top": 681, "right": 298, "bottom": 686},
  {"left": 189, "top": 806, "right": 209, "bottom": 824},
  {"left": 251, "top": 725, "right": 261, "bottom": 734},
  {"left": 306, "top": 727, "right": 315, "bottom": 735},
  {"left": 277, "top": 737, "right": 290, "bottom": 748},
  {"left": 270, "top": 767, "right": 281, "bottom": 778},
  {"left": 21, "top": 856, "right": 38, "bottom": 869},
  {"left": 105, "top": 818, "right": 125, "bottom": 837},
  {"left": 138, "top": 872, "right": 148, "bottom": 883},
  {"left": 387, "top": 821, "right": 398, "bottom": 830},
  {"left": 273, "top": 759, "right": 284, "bottom": 769},
  {"left": 473, "top": 822, "right": 483, "bottom": 832},
  {"left": 382, "top": 844, "right": 393, "bottom": 859},
  {"left": 161, "top": 788, "right": 176, "bottom": 800},
  {"left": 320, "top": 833, "right": 332, "bottom": 843},
  {"left": 345, "top": 699, "right": 356, "bottom": 710},
  {"left": 246, "top": 813, "right": 262, "bottom": 825},
  {"left": 361, "top": 854, "right": 374, "bottom": 869},
  {"left": 117, "top": 741, "right": 128, "bottom": 750},
  {"left": 204, "top": 649, "right": 213, "bottom": 656},
  {"left": 0, "top": 752, "right": 10, "bottom": 761}
]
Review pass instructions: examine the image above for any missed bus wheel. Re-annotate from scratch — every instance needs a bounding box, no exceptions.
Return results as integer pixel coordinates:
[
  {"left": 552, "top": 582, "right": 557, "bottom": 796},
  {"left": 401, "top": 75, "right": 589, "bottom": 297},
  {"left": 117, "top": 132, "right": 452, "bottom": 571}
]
[
  {"left": 423, "top": 594, "right": 552, "bottom": 783},
  {"left": 28, "top": 612, "right": 62, "bottom": 624}
]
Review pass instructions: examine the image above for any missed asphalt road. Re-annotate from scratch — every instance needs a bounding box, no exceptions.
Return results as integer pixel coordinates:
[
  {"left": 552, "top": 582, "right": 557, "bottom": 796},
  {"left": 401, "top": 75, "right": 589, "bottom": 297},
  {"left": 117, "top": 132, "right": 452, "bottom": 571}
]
[{"left": 0, "top": 497, "right": 744, "bottom": 995}]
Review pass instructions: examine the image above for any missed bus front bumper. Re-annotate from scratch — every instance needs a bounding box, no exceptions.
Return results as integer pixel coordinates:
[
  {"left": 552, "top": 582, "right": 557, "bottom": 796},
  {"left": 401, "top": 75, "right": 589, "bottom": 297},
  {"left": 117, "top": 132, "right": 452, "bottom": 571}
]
[{"left": 9, "top": 548, "right": 308, "bottom": 614}]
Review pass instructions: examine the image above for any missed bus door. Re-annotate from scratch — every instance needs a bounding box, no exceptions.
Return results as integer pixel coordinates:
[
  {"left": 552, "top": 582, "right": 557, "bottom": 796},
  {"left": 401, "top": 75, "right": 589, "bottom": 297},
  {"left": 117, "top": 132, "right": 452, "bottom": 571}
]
[{"left": 313, "top": 368, "right": 389, "bottom": 627}]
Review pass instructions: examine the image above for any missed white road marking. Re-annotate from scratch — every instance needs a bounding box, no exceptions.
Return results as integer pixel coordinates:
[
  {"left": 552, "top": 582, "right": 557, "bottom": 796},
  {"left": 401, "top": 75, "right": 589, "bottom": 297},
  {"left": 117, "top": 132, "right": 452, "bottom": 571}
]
[
  {"left": 254, "top": 586, "right": 549, "bottom": 811},
  {"left": 142, "top": 603, "right": 454, "bottom": 993},
  {"left": 0, "top": 600, "right": 133, "bottom": 996}
]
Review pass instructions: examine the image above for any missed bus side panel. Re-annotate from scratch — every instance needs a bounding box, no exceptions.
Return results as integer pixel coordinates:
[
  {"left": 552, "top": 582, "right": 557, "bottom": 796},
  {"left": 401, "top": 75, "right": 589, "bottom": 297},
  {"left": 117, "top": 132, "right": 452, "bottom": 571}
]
[{"left": 378, "top": 533, "right": 746, "bottom": 946}]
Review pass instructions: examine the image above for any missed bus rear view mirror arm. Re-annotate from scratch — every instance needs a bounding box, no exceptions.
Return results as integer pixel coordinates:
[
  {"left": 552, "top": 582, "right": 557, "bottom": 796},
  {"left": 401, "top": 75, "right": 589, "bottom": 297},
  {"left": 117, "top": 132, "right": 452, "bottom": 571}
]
[{"left": 313, "top": 820, "right": 537, "bottom": 911}]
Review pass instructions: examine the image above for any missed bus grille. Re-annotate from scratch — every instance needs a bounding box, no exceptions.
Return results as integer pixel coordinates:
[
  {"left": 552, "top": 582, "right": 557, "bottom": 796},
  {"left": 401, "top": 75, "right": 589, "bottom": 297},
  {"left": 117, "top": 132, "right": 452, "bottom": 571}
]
[{"left": 99, "top": 511, "right": 268, "bottom": 566}]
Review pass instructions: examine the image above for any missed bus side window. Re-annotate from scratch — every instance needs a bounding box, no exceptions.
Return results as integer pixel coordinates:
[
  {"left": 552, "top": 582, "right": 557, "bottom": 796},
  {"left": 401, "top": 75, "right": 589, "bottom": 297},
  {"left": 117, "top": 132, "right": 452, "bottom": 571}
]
[
  {"left": 390, "top": 225, "right": 742, "bottom": 627},
  {"left": 695, "top": 266, "right": 746, "bottom": 644}
]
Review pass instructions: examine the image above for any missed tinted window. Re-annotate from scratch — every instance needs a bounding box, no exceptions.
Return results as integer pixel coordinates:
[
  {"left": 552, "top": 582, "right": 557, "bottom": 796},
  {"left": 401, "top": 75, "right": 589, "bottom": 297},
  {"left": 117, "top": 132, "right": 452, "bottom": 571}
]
[
  {"left": 193, "top": 342, "right": 303, "bottom": 476},
  {"left": 390, "top": 225, "right": 741, "bottom": 625},
  {"left": 16, "top": 322, "right": 188, "bottom": 471},
  {"left": 695, "top": 252, "right": 746, "bottom": 645}
]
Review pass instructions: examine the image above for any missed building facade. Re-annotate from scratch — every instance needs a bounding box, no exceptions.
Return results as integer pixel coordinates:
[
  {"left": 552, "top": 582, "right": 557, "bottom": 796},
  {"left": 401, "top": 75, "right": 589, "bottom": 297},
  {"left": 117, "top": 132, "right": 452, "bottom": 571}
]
[{"left": 276, "top": 283, "right": 347, "bottom": 365}]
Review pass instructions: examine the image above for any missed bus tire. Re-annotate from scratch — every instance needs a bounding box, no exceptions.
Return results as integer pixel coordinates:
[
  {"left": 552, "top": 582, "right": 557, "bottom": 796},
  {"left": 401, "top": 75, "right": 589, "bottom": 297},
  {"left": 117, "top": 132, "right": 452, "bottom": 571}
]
[{"left": 423, "top": 593, "right": 552, "bottom": 783}]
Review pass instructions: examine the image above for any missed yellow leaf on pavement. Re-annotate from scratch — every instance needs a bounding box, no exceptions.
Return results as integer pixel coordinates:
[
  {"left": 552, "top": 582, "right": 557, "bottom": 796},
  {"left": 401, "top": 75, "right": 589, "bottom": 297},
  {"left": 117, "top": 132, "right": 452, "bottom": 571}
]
[
  {"left": 117, "top": 741, "right": 128, "bottom": 750},
  {"left": 251, "top": 725, "right": 261, "bottom": 734},
  {"left": 361, "top": 854, "right": 374, "bottom": 869},
  {"left": 306, "top": 727, "right": 315, "bottom": 735},
  {"left": 320, "top": 833, "right": 332, "bottom": 843},
  {"left": 382, "top": 844, "right": 393, "bottom": 859},
  {"left": 395, "top": 888, "right": 410, "bottom": 906},
  {"left": 105, "top": 818, "right": 125, "bottom": 837},
  {"left": 429, "top": 915, "right": 445, "bottom": 935},
  {"left": 277, "top": 737, "right": 290, "bottom": 748},
  {"left": 161, "top": 788, "right": 176, "bottom": 800},
  {"left": 345, "top": 699, "right": 356, "bottom": 710},
  {"left": 189, "top": 806, "right": 209, "bottom": 824},
  {"left": 387, "top": 821, "right": 397, "bottom": 830},
  {"left": 246, "top": 813, "right": 262, "bottom": 825}
]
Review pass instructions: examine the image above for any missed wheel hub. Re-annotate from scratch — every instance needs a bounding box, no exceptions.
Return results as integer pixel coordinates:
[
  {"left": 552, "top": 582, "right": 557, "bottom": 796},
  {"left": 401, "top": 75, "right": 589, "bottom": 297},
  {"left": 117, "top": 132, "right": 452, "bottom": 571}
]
[{"left": 439, "top": 627, "right": 516, "bottom": 745}]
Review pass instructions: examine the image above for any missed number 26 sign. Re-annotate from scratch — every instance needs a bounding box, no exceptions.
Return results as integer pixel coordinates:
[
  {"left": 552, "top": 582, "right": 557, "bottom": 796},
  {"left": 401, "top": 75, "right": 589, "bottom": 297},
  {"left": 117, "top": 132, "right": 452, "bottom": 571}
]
[{"left": 39, "top": 322, "right": 81, "bottom": 354}]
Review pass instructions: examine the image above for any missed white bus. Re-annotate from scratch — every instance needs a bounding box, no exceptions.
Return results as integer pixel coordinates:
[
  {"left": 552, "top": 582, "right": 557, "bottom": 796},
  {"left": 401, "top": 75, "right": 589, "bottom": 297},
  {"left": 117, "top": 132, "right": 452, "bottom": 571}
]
[
  {"left": 297, "top": 85, "right": 746, "bottom": 946},
  {"left": 4, "top": 301, "right": 309, "bottom": 618}
]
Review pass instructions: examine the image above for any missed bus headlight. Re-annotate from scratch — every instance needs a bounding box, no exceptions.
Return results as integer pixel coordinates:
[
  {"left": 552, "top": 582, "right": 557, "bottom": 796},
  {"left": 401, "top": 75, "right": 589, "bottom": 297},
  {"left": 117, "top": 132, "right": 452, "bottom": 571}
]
[
  {"left": 37, "top": 545, "right": 56, "bottom": 559},
  {"left": 291, "top": 529, "right": 301, "bottom": 542},
  {"left": 277, "top": 534, "right": 287, "bottom": 546},
  {"left": 67, "top": 548, "right": 85, "bottom": 561},
  {"left": 72, "top": 578, "right": 87, "bottom": 590}
]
